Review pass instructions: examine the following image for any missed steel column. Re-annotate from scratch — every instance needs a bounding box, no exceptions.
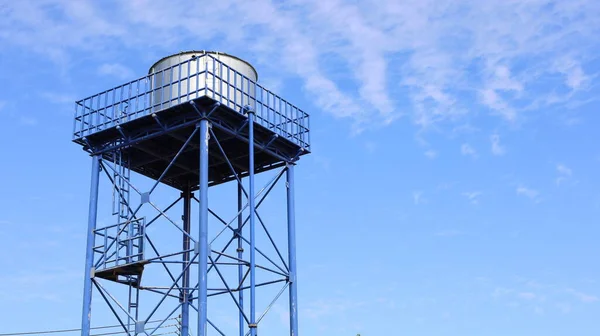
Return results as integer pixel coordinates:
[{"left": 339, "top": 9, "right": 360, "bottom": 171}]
[
  {"left": 181, "top": 189, "right": 192, "bottom": 336},
  {"left": 81, "top": 155, "right": 101, "bottom": 336},
  {"left": 237, "top": 184, "right": 245, "bottom": 336},
  {"left": 248, "top": 109, "right": 257, "bottom": 335},
  {"left": 198, "top": 120, "right": 210, "bottom": 336},
  {"left": 286, "top": 163, "right": 299, "bottom": 336}
]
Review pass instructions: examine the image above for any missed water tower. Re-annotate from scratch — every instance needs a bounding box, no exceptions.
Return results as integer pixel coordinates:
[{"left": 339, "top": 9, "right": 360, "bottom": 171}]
[{"left": 72, "top": 51, "right": 310, "bottom": 336}]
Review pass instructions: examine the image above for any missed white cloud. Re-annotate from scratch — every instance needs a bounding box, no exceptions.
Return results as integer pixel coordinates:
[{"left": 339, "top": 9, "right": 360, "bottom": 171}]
[
  {"left": 0, "top": 101, "right": 37, "bottom": 126},
  {"left": 556, "top": 164, "right": 572, "bottom": 176},
  {"left": 364, "top": 141, "right": 377, "bottom": 153},
  {"left": 98, "top": 63, "right": 135, "bottom": 80},
  {"left": 553, "top": 57, "right": 591, "bottom": 91},
  {"left": 413, "top": 191, "right": 425, "bottom": 205},
  {"left": 0, "top": 0, "right": 599, "bottom": 132},
  {"left": 516, "top": 185, "right": 540, "bottom": 202},
  {"left": 302, "top": 298, "right": 367, "bottom": 320},
  {"left": 19, "top": 116, "right": 38, "bottom": 126},
  {"left": 567, "top": 288, "right": 599, "bottom": 303},
  {"left": 424, "top": 150, "right": 437, "bottom": 159},
  {"left": 490, "top": 134, "right": 506, "bottom": 156},
  {"left": 461, "top": 143, "right": 476, "bottom": 157},
  {"left": 462, "top": 191, "right": 482, "bottom": 204},
  {"left": 555, "top": 303, "right": 572, "bottom": 314},
  {"left": 479, "top": 66, "right": 524, "bottom": 121},
  {"left": 556, "top": 164, "right": 573, "bottom": 186},
  {"left": 40, "top": 92, "right": 76, "bottom": 104},
  {"left": 518, "top": 292, "right": 536, "bottom": 300}
]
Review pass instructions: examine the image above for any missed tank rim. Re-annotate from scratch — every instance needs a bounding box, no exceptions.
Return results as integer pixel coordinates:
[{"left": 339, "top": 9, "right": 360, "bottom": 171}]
[{"left": 148, "top": 50, "right": 258, "bottom": 81}]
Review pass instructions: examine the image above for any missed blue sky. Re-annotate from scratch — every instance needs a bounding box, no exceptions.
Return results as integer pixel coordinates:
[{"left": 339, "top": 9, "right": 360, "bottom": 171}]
[{"left": 1, "top": 0, "right": 600, "bottom": 335}]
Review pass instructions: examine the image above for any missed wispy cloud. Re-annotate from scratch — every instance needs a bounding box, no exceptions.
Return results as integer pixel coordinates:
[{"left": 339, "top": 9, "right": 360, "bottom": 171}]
[
  {"left": 555, "top": 302, "right": 572, "bottom": 314},
  {"left": 302, "top": 298, "right": 367, "bottom": 320},
  {"left": 556, "top": 164, "right": 573, "bottom": 186},
  {"left": 567, "top": 288, "right": 599, "bottom": 303},
  {"left": 0, "top": 101, "right": 38, "bottom": 126},
  {"left": 98, "top": 63, "right": 135, "bottom": 80},
  {"left": 413, "top": 191, "right": 425, "bottom": 205},
  {"left": 462, "top": 191, "right": 482, "bottom": 204},
  {"left": 516, "top": 185, "right": 540, "bottom": 202},
  {"left": 424, "top": 150, "right": 438, "bottom": 159},
  {"left": 0, "top": 0, "right": 598, "bottom": 132},
  {"left": 490, "top": 134, "right": 506, "bottom": 156},
  {"left": 40, "top": 92, "right": 76, "bottom": 105},
  {"left": 461, "top": 143, "right": 477, "bottom": 157},
  {"left": 19, "top": 116, "right": 38, "bottom": 126},
  {"left": 553, "top": 57, "right": 591, "bottom": 91},
  {"left": 364, "top": 141, "right": 377, "bottom": 153},
  {"left": 0, "top": 269, "right": 80, "bottom": 303},
  {"left": 518, "top": 292, "right": 537, "bottom": 300},
  {"left": 435, "top": 229, "right": 464, "bottom": 237}
]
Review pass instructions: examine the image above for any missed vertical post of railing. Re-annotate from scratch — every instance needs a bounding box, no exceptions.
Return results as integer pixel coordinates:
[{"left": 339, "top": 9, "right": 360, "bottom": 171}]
[
  {"left": 81, "top": 154, "right": 101, "bottom": 336},
  {"left": 135, "top": 79, "right": 140, "bottom": 119},
  {"left": 119, "top": 86, "right": 124, "bottom": 123},
  {"left": 254, "top": 81, "right": 259, "bottom": 126},
  {"left": 234, "top": 68, "right": 238, "bottom": 110},
  {"left": 226, "top": 63, "right": 231, "bottom": 108},
  {"left": 212, "top": 56, "right": 215, "bottom": 100},
  {"left": 72, "top": 103, "right": 78, "bottom": 139},
  {"left": 307, "top": 112, "right": 311, "bottom": 150},
  {"left": 178, "top": 62, "right": 182, "bottom": 105},
  {"left": 103, "top": 227, "right": 108, "bottom": 269},
  {"left": 196, "top": 56, "right": 200, "bottom": 99},
  {"left": 187, "top": 59, "right": 191, "bottom": 102},
  {"left": 169, "top": 65, "right": 175, "bottom": 109}
]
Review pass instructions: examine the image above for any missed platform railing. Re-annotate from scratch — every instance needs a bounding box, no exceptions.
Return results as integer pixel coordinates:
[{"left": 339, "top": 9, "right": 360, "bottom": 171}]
[
  {"left": 93, "top": 218, "right": 146, "bottom": 270},
  {"left": 73, "top": 54, "right": 310, "bottom": 151}
]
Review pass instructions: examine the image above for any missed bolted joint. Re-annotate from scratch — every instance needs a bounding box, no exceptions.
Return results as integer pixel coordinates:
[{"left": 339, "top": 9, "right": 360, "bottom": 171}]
[
  {"left": 232, "top": 228, "right": 243, "bottom": 238},
  {"left": 135, "top": 321, "right": 145, "bottom": 334},
  {"left": 248, "top": 323, "right": 257, "bottom": 329},
  {"left": 236, "top": 247, "right": 244, "bottom": 253},
  {"left": 242, "top": 105, "right": 255, "bottom": 115}
]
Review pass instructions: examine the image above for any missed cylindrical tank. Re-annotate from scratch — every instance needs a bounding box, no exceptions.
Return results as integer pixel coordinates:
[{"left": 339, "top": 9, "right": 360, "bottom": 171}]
[{"left": 148, "top": 50, "right": 258, "bottom": 113}]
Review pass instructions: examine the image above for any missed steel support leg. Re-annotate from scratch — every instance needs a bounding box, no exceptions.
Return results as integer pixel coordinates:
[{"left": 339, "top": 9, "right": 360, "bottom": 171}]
[
  {"left": 81, "top": 155, "right": 101, "bottom": 336},
  {"left": 286, "top": 163, "right": 299, "bottom": 336},
  {"left": 181, "top": 189, "right": 192, "bottom": 336},
  {"left": 237, "top": 184, "right": 245, "bottom": 336},
  {"left": 198, "top": 120, "right": 210, "bottom": 336},
  {"left": 248, "top": 110, "right": 257, "bottom": 335}
]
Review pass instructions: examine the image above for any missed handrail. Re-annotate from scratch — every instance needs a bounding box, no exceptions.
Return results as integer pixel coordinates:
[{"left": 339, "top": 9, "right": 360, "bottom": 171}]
[{"left": 73, "top": 54, "right": 310, "bottom": 150}]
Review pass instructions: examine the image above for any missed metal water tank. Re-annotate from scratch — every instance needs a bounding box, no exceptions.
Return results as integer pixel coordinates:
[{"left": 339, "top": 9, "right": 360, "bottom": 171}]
[{"left": 148, "top": 51, "right": 258, "bottom": 113}]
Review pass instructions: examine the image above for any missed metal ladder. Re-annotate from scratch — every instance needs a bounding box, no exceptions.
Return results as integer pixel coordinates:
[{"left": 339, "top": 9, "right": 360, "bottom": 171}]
[
  {"left": 111, "top": 147, "right": 141, "bottom": 335},
  {"left": 112, "top": 147, "right": 132, "bottom": 265}
]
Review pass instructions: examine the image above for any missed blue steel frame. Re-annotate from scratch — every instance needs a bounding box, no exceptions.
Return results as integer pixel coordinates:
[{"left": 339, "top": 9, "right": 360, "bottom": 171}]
[{"left": 77, "top": 53, "right": 308, "bottom": 336}]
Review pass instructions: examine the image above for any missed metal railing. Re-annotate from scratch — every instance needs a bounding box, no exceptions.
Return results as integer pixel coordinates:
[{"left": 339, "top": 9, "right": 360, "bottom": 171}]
[
  {"left": 93, "top": 218, "right": 146, "bottom": 270},
  {"left": 73, "top": 54, "right": 311, "bottom": 150}
]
